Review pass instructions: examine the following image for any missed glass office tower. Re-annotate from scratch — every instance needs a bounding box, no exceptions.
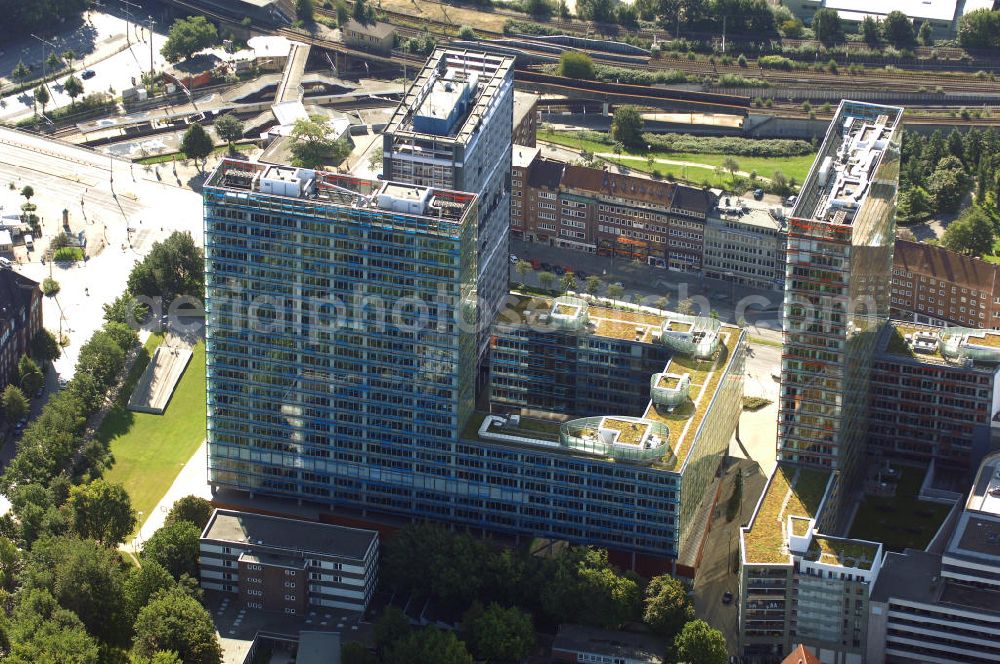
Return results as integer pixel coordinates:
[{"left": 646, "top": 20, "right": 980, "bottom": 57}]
[
  {"left": 204, "top": 161, "right": 478, "bottom": 505},
  {"left": 777, "top": 101, "right": 902, "bottom": 530}
]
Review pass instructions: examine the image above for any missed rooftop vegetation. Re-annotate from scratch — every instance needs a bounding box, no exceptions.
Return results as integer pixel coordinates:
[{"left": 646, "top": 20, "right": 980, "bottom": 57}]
[
  {"left": 806, "top": 536, "right": 878, "bottom": 570},
  {"left": 848, "top": 464, "right": 952, "bottom": 552},
  {"left": 744, "top": 466, "right": 830, "bottom": 564},
  {"left": 600, "top": 418, "right": 650, "bottom": 446}
]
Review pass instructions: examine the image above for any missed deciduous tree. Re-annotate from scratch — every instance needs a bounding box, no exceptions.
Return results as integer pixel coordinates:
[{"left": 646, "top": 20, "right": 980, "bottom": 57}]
[
  {"left": 558, "top": 51, "right": 595, "bottom": 80},
  {"left": 941, "top": 206, "right": 995, "bottom": 257},
  {"left": 611, "top": 106, "right": 644, "bottom": 147},
  {"left": 463, "top": 602, "right": 535, "bottom": 663},
  {"left": 132, "top": 587, "right": 222, "bottom": 664},
  {"left": 67, "top": 479, "right": 136, "bottom": 546},
  {"left": 811, "top": 8, "right": 844, "bottom": 45},
  {"left": 2, "top": 385, "right": 28, "bottom": 422},
  {"left": 643, "top": 574, "right": 693, "bottom": 639},
  {"left": 161, "top": 16, "right": 218, "bottom": 62},
  {"left": 141, "top": 520, "right": 201, "bottom": 580},
  {"left": 213, "top": 113, "right": 244, "bottom": 150},
  {"left": 181, "top": 123, "right": 214, "bottom": 171},
  {"left": 674, "top": 619, "right": 727, "bottom": 664},
  {"left": 165, "top": 495, "right": 214, "bottom": 530}
]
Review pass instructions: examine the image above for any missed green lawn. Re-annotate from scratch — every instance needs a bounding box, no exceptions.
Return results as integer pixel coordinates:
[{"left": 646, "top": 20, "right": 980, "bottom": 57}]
[
  {"left": 847, "top": 464, "right": 952, "bottom": 553},
  {"left": 135, "top": 142, "right": 252, "bottom": 165},
  {"left": 537, "top": 129, "right": 816, "bottom": 187},
  {"left": 100, "top": 334, "right": 206, "bottom": 533}
]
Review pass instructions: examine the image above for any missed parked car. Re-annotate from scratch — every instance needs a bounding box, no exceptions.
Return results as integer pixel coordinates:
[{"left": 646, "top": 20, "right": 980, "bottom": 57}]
[
  {"left": 785, "top": 195, "right": 798, "bottom": 207},
  {"left": 530, "top": 259, "right": 542, "bottom": 270},
  {"left": 722, "top": 591, "right": 734, "bottom": 605},
  {"left": 81, "top": 69, "right": 96, "bottom": 80},
  {"left": 753, "top": 188, "right": 764, "bottom": 200},
  {"left": 509, "top": 254, "right": 519, "bottom": 265},
  {"left": 540, "top": 262, "right": 553, "bottom": 272},
  {"left": 0, "top": 257, "right": 11, "bottom": 269}
]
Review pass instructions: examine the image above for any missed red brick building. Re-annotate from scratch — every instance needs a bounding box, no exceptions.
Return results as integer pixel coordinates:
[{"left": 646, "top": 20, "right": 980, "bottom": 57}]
[
  {"left": 0, "top": 270, "right": 42, "bottom": 390},
  {"left": 511, "top": 147, "right": 713, "bottom": 272},
  {"left": 891, "top": 239, "right": 1000, "bottom": 329}
]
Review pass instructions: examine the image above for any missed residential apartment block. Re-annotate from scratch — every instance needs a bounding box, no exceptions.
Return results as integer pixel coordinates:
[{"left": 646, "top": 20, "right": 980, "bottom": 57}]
[
  {"left": 739, "top": 465, "right": 884, "bottom": 663},
  {"left": 199, "top": 509, "right": 379, "bottom": 613},
  {"left": 383, "top": 48, "right": 514, "bottom": 364},
  {"left": 865, "top": 451, "right": 1000, "bottom": 664},
  {"left": 778, "top": 101, "right": 902, "bottom": 531},
  {"left": 510, "top": 148, "right": 712, "bottom": 271},
  {"left": 890, "top": 239, "right": 1000, "bottom": 329},
  {"left": 512, "top": 91, "right": 539, "bottom": 147},
  {"left": 869, "top": 323, "right": 1000, "bottom": 473},
  {"left": 0, "top": 269, "right": 42, "bottom": 390}
]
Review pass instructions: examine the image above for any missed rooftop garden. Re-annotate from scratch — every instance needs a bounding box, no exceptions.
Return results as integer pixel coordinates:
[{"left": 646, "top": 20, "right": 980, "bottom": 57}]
[
  {"left": 806, "top": 537, "right": 878, "bottom": 570},
  {"left": 886, "top": 323, "right": 944, "bottom": 361},
  {"left": 485, "top": 415, "right": 562, "bottom": 441},
  {"left": 647, "top": 326, "right": 738, "bottom": 470},
  {"left": 966, "top": 332, "right": 1000, "bottom": 349},
  {"left": 667, "top": 321, "right": 693, "bottom": 333},
  {"left": 600, "top": 417, "right": 650, "bottom": 446},
  {"left": 554, "top": 303, "right": 580, "bottom": 317},
  {"left": 743, "top": 465, "right": 830, "bottom": 565},
  {"left": 848, "top": 464, "right": 952, "bottom": 553},
  {"left": 790, "top": 516, "right": 811, "bottom": 537},
  {"left": 657, "top": 374, "right": 682, "bottom": 390}
]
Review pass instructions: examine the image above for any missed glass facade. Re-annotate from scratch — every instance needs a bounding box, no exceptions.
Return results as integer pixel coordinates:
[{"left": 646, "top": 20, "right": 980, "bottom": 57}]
[{"left": 779, "top": 101, "right": 902, "bottom": 530}]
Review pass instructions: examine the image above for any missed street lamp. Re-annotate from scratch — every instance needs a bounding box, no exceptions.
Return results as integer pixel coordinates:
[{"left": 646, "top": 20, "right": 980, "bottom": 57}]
[{"left": 29, "top": 34, "right": 58, "bottom": 97}]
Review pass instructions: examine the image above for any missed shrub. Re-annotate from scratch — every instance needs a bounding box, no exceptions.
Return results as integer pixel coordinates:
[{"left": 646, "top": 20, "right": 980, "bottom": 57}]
[
  {"left": 717, "top": 74, "right": 770, "bottom": 88},
  {"left": 737, "top": 54, "right": 748, "bottom": 67},
  {"left": 42, "top": 278, "right": 60, "bottom": 296},
  {"left": 640, "top": 133, "right": 813, "bottom": 157},
  {"left": 758, "top": 55, "right": 794, "bottom": 70},
  {"left": 53, "top": 247, "right": 83, "bottom": 262}
]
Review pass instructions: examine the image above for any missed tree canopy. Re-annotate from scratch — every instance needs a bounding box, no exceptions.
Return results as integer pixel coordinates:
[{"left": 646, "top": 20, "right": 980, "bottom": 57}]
[
  {"left": 164, "top": 495, "right": 214, "bottom": 530},
  {"left": 611, "top": 106, "right": 644, "bottom": 148},
  {"left": 811, "top": 8, "right": 844, "bottom": 45},
  {"left": 2, "top": 384, "right": 28, "bottom": 422},
  {"left": 643, "top": 574, "right": 694, "bottom": 640},
  {"left": 213, "top": 114, "right": 244, "bottom": 148},
  {"left": 161, "top": 16, "right": 219, "bottom": 63},
  {"left": 958, "top": 9, "right": 1000, "bottom": 49},
  {"left": 132, "top": 587, "right": 222, "bottom": 664},
  {"left": 383, "top": 627, "right": 472, "bottom": 664},
  {"left": 181, "top": 123, "right": 214, "bottom": 170},
  {"left": 127, "top": 231, "right": 205, "bottom": 308},
  {"left": 289, "top": 116, "right": 352, "bottom": 169},
  {"left": 141, "top": 520, "right": 201, "bottom": 580},
  {"left": 463, "top": 602, "right": 535, "bottom": 663},
  {"left": 940, "top": 206, "right": 996, "bottom": 257},
  {"left": 66, "top": 479, "right": 136, "bottom": 546},
  {"left": 558, "top": 51, "right": 595, "bottom": 80},
  {"left": 674, "top": 619, "right": 728, "bottom": 664},
  {"left": 881, "top": 10, "right": 915, "bottom": 48}
]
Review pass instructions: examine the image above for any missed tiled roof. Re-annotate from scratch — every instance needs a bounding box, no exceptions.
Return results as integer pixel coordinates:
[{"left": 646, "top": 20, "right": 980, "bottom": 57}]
[
  {"left": 893, "top": 239, "right": 997, "bottom": 293},
  {"left": 561, "top": 165, "right": 677, "bottom": 207},
  {"left": 527, "top": 157, "right": 565, "bottom": 190},
  {"left": 670, "top": 185, "right": 714, "bottom": 216},
  {"left": 342, "top": 19, "right": 395, "bottom": 39},
  {"left": 781, "top": 644, "right": 821, "bottom": 664}
]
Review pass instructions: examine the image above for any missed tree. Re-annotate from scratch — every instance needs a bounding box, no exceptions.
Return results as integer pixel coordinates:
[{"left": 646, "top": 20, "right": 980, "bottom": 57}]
[
  {"left": 858, "top": 16, "right": 880, "bottom": 45},
  {"left": 459, "top": 25, "right": 477, "bottom": 40},
  {"left": 342, "top": 642, "right": 378, "bottom": 664},
  {"left": 561, "top": 272, "right": 578, "bottom": 292},
  {"left": 559, "top": 51, "right": 595, "bottom": 80},
  {"left": 63, "top": 75, "right": 83, "bottom": 107},
  {"left": 541, "top": 547, "right": 640, "bottom": 628},
  {"left": 368, "top": 145, "right": 384, "bottom": 171},
  {"left": 127, "top": 231, "right": 205, "bottom": 307},
  {"left": 881, "top": 11, "right": 914, "bottom": 48},
  {"left": 771, "top": 170, "right": 792, "bottom": 197},
  {"left": 585, "top": 275, "right": 602, "bottom": 297},
  {"left": 463, "top": 603, "right": 535, "bottom": 664},
  {"left": 538, "top": 271, "right": 556, "bottom": 291},
  {"left": 617, "top": 3, "right": 639, "bottom": 29},
  {"left": 296, "top": 0, "right": 315, "bottom": 23},
  {"left": 103, "top": 292, "right": 150, "bottom": 325},
  {"left": 941, "top": 206, "right": 995, "bottom": 257},
  {"left": 577, "top": 0, "right": 616, "bottom": 22},
  {"left": 75, "top": 330, "right": 125, "bottom": 390},
  {"left": 46, "top": 51, "right": 62, "bottom": 72},
  {"left": 18, "top": 355, "right": 43, "bottom": 395},
  {"left": 2, "top": 384, "right": 28, "bottom": 422},
  {"left": 181, "top": 123, "right": 213, "bottom": 172},
  {"left": 141, "top": 520, "right": 201, "bottom": 579},
  {"left": 5, "top": 587, "right": 100, "bottom": 664},
  {"left": 674, "top": 620, "right": 727, "bottom": 664},
  {"left": 918, "top": 20, "right": 933, "bottom": 46},
  {"left": 384, "top": 627, "right": 472, "bottom": 664},
  {"left": 958, "top": 9, "right": 1000, "bottom": 49},
  {"left": 928, "top": 156, "right": 971, "bottom": 213},
  {"left": 289, "top": 116, "right": 351, "bottom": 169},
  {"left": 213, "top": 114, "right": 244, "bottom": 150},
  {"left": 21, "top": 185, "right": 34, "bottom": 203},
  {"left": 165, "top": 495, "right": 213, "bottom": 530},
  {"left": 525, "top": 0, "right": 554, "bottom": 18},
  {"left": 607, "top": 282, "right": 625, "bottom": 304},
  {"left": 124, "top": 561, "right": 175, "bottom": 617},
  {"left": 62, "top": 49, "right": 76, "bottom": 71},
  {"left": 20, "top": 536, "right": 129, "bottom": 646},
  {"left": 515, "top": 260, "right": 532, "bottom": 284},
  {"left": 677, "top": 298, "right": 695, "bottom": 315},
  {"left": 643, "top": 575, "right": 693, "bottom": 639},
  {"left": 33, "top": 85, "right": 49, "bottom": 115},
  {"left": 374, "top": 606, "right": 411, "bottom": 656},
  {"left": 104, "top": 320, "right": 139, "bottom": 353},
  {"left": 722, "top": 156, "right": 740, "bottom": 183},
  {"left": 132, "top": 587, "right": 222, "bottom": 664},
  {"left": 161, "top": 16, "right": 218, "bottom": 63},
  {"left": 352, "top": 0, "right": 375, "bottom": 24},
  {"left": 41, "top": 277, "right": 59, "bottom": 297},
  {"left": 12, "top": 60, "right": 30, "bottom": 85},
  {"left": 611, "top": 106, "right": 644, "bottom": 147},
  {"left": 67, "top": 479, "right": 136, "bottom": 546},
  {"left": 336, "top": 1, "right": 350, "bottom": 26},
  {"left": 31, "top": 328, "right": 61, "bottom": 363},
  {"left": 811, "top": 8, "right": 844, "bottom": 45}
]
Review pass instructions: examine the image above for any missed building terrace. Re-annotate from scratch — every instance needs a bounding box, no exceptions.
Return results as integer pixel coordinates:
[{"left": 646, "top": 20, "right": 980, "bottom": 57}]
[
  {"left": 742, "top": 465, "right": 831, "bottom": 565},
  {"left": 883, "top": 320, "right": 1000, "bottom": 367},
  {"left": 805, "top": 536, "right": 879, "bottom": 570}
]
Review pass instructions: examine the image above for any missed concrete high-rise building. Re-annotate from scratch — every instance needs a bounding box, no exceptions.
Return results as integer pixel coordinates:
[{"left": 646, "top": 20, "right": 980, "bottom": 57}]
[
  {"left": 383, "top": 48, "right": 514, "bottom": 371},
  {"left": 204, "top": 160, "right": 480, "bottom": 512},
  {"left": 778, "top": 100, "right": 903, "bottom": 530}
]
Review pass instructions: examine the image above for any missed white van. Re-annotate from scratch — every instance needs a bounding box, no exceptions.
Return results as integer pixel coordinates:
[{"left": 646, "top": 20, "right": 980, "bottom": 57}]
[
  {"left": 0, "top": 257, "right": 11, "bottom": 269},
  {"left": 23, "top": 235, "right": 33, "bottom": 251}
]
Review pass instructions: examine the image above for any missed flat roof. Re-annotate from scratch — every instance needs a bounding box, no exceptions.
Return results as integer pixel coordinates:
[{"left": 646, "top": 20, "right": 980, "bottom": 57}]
[
  {"left": 553, "top": 624, "right": 664, "bottom": 663},
  {"left": 819, "top": 0, "right": 956, "bottom": 22},
  {"left": 872, "top": 549, "right": 1000, "bottom": 616},
  {"left": 743, "top": 465, "right": 831, "bottom": 564},
  {"left": 202, "top": 509, "right": 377, "bottom": 560},
  {"left": 792, "top": 100, "right": 902, "bottom": 226},
  {"left": 946, "top": 452, "right": 1000, "bottom": 560},
  {"left": 297, "top": 631, "right": 342, "bottom": 664},
  {"left": 514, "top": 90, "right": 539, "bottom": 124},
  {"left": 512, "top": 144, "right": 540, "bottom": 169}
]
